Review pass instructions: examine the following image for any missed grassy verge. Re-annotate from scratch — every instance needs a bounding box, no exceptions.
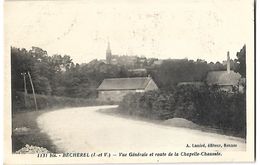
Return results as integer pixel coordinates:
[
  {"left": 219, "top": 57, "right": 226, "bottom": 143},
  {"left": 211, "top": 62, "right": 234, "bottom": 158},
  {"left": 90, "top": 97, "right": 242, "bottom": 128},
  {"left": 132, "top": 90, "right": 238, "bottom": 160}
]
[
  {"left": 12, "top": 91, "right": 114, "bottom": 112},
  {"left": 12, "top": 110, "right": 60, "bottom": 153}
]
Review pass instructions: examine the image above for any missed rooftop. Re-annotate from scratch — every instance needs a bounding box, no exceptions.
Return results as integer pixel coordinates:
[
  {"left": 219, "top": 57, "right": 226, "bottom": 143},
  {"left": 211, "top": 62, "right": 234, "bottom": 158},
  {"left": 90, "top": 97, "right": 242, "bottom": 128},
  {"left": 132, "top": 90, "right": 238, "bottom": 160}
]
[
  {"left": 206, "top": 70, "right": 241, "bottom": 86},
  {"left": 97, "top": 77, "right": 152, "bottom": 91}
]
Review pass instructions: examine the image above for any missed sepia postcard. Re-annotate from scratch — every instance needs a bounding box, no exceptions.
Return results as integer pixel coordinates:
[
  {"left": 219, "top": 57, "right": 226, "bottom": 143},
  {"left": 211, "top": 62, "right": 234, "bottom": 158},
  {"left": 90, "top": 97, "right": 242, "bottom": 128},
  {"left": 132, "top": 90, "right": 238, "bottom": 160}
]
[{"left": 4, "top": 0, "right": 255, "bottom": 164}]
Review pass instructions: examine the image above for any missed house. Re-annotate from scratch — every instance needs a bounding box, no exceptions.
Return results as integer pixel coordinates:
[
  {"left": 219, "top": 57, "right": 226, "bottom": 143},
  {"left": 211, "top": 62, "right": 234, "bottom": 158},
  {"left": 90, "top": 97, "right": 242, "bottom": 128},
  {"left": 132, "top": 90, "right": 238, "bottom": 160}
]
[
  {"left": 206, "top": 52, "right": 242, "bottom": 92},
  {"left": 206, "top": 70, "right": 241, "bottom": 92},
  {"left": 97, "top": 77, "right": 159, "bottom": 102}
]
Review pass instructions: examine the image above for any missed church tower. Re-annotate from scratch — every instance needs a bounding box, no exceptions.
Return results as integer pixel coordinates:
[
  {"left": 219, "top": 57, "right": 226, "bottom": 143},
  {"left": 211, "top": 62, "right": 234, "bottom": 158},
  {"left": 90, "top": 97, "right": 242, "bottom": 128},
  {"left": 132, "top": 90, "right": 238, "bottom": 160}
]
[{"left": 106, "top": 42, "right": 112, "bottom": 64}]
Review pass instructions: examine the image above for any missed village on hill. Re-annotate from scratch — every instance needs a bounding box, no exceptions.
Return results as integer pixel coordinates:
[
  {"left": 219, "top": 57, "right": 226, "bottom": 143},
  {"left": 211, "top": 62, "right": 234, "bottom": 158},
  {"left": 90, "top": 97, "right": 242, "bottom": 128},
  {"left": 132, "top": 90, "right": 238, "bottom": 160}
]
[{"left": 96, "top": 42, "right": 245, "bottom": 102}]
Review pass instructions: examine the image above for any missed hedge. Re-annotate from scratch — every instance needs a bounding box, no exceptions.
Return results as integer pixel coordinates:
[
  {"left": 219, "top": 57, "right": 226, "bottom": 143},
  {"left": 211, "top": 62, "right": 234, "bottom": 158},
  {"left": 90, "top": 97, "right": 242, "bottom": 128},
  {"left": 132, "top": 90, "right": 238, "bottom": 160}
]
[{"left": 119, "top": 85, "right": 246, "bottom": 137}]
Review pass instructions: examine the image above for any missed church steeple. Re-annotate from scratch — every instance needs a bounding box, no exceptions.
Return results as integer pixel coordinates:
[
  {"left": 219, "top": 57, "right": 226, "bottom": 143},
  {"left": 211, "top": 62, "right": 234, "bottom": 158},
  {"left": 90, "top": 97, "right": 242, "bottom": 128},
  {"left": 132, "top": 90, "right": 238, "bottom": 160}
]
[
  {"left": 107, "top": 41, "right": 111, "bottom": 51},
  {"left": 106, "top": 41, "right": 112, "bottom": 64}
]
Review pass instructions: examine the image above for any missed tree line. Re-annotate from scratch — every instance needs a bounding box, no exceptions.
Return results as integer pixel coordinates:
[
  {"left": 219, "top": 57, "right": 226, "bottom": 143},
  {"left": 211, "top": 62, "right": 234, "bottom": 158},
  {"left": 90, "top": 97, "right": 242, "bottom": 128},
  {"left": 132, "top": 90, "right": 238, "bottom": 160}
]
[{"left": 11, "top": 45, "right": 246, "bottom": 98}]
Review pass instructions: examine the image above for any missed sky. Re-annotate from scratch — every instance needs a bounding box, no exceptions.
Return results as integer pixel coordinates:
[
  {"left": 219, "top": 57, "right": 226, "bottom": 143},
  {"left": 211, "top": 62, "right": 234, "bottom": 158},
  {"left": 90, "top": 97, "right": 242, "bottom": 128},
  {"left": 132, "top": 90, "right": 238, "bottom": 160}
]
[{"left": 5, "top": 0, "right": 254, "bottom": 64}]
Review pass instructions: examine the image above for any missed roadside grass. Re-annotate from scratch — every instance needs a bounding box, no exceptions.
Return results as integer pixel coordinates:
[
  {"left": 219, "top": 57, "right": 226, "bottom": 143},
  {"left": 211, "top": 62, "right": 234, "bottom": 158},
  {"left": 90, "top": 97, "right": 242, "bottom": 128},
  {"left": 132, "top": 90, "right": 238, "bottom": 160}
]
[{"left": 12, "top": 110, "right": 60, "bottom": 153}]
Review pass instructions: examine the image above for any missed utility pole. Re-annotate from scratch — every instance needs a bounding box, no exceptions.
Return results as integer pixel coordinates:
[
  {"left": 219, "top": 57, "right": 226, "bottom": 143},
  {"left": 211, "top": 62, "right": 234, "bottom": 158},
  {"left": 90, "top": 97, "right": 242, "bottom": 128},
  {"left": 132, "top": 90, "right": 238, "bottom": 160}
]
[
  {"left": 21, "top": 72, "right": 28, "bottom": 107},
  {"left": 27, "top": 71, "right": 38, "bottom": 111}
]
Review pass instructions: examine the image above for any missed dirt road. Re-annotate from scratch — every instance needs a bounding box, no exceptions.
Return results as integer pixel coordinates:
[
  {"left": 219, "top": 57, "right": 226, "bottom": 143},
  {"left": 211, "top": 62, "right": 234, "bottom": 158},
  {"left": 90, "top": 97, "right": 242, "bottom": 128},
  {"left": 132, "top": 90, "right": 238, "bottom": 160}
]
[{"left": 37, "top": 105, "right": 246, "bottom": 153}]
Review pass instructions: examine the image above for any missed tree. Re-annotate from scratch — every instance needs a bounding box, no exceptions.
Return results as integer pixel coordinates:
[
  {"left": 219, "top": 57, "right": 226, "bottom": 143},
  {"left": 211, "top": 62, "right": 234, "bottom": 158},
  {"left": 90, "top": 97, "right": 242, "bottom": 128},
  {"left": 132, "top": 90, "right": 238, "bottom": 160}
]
[
  {"left": 33, "top": 76, "right": 52, "bottom": 95},
  {"left": 236, "top": 45, "right": 246, "bottom": 78},
  {"left": 149, "top": 59, "right": 210, "bottom": 89},
  {"left": 11, "top": 47, "right": 34, "bottom": 93}
]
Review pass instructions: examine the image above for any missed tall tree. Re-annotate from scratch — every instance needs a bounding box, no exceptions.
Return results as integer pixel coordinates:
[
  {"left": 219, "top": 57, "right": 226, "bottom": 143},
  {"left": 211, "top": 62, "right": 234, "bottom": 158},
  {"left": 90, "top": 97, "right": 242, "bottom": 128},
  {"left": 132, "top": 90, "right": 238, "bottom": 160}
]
[{"left": 236, "top": 45, "right": 246, "bottom": 78}]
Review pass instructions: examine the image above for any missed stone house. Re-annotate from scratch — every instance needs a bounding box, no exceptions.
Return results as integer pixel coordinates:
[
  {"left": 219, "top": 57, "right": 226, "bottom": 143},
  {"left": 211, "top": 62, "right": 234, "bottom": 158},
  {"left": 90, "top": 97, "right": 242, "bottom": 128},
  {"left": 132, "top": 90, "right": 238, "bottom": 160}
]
[
  {"left": 97, "top": 77, "right": 158, "bottom": 102},
  {"left": 206, "top": 70, "right": 242, "bottom": 92},
  {"left": 206, "top": 52, "right": 242, "bottom": 92}
]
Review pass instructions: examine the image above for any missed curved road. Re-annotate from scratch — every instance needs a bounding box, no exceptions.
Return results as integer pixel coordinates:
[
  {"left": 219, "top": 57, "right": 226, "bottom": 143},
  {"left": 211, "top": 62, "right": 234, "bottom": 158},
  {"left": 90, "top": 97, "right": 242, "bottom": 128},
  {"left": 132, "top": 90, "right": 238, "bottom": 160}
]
[{"left": 37, "top": 105, "right": 246, "bottom": 153}]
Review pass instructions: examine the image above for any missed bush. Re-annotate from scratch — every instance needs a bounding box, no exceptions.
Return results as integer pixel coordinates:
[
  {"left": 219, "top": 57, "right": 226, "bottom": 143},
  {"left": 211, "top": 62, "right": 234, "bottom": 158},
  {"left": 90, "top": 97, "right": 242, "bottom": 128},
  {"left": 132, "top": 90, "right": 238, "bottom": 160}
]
[
  {"left": 119, "top": 86, "right": 246, "bottom": 137},
  {"left": 119, "top": 90, "right": 176, "bottom": 119}
]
